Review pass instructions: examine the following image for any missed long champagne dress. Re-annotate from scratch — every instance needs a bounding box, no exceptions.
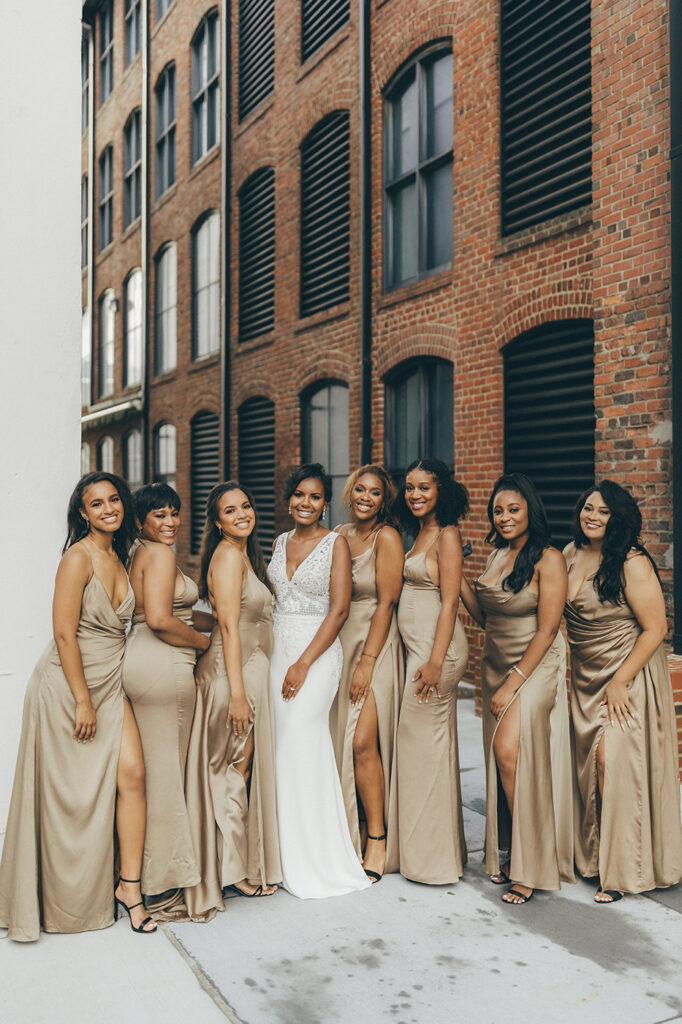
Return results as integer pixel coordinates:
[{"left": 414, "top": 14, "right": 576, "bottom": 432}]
[
  {"left": 330, "top": 528, "right": 404, "bottom": 873},
  {"left": 268, "top": 531, "right": 370, "bottom": 899},
  {"left": 564, "top": 558, "right": 682, "bottom": 893},
  {"left": 121, "top": 544, "right": 200, "bottom": 896},
  {"left": 476, "top": 563, "right": 574, "bottom": 890},
  {"left": 396, "top": 539, "right": 469, "bottom": 884},
  {"left": 0, "top": 568, "right": 134, "bottom": 942},
  {"left": 172, "top": 567, "right": 281, "bottom": 922}
]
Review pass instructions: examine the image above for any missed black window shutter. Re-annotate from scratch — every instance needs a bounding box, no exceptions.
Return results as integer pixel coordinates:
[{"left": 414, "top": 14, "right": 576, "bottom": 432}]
[
  {"left": 504, "top": 319, "right": 595, "bottom": 546},
  {"left": 239, "top": 167, "right": 275, "bottom": 341},
  {"left": 238, "top": 0, "right": 274, "bottom": 121},
  {"left": 500, "top": 0, "right": 592, "bottom": 235},
  {"left": 300, "top": 111, "right": 350, "bottom": 317},
  {"left": 238, "top": 397, "right": 275, "bottom": 553},
  {"left": 301, "top": 0, "right": 350, "bottom": 63},
  {"left": 191, "top": 411, "right": 220, "bottom": 554}
]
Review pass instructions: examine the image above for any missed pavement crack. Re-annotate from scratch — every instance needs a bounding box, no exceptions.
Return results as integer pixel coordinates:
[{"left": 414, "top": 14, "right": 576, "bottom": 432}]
[{"left": 161, "top": 924, "right": 248, "bottom": 1024}]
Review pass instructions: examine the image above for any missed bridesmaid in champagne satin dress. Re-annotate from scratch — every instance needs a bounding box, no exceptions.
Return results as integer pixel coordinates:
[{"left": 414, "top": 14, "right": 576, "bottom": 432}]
[
  {"left": 396, "top": 458, "right": 470, "bottom": 885},
  {"left": 461, "top": 473, "right": 573, "bottom": 905},
  {"left": 332, "top": 465, "right": 404, "bottom": 882},
  {"left": 0, "top": 473, "right": 155, "bottom": 940},
  {"left": 564, "top": 481, "right": 682, "bottom": 902},
  {"left": 122, "top": 484, "right": 212, "bottom": 903}
]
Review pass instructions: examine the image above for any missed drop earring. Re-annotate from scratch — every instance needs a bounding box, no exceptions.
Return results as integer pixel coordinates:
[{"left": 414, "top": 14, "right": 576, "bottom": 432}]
[
  {"left": 321, "top": 507, "right": 327, "bottom": 522},
  {"left": 288, "top": 505, "right": 292, "bottom": 516}
]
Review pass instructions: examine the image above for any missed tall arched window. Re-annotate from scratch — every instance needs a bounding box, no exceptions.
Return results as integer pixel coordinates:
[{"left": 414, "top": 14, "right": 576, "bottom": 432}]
[
  {"left": 190, "top": 411, "right": 220, "bottom": 553},
  {"left": 504, "top": 319, "right": 595, "bottom": 544},
  {"left": 384, "top": 48, "right": 453, "bottom": 289},
  {"left": 98, "top": 289, "right": 116, "bottom": 398},
  {"left": 123, "top": 429, "right": 143, "bottom": 491},
  {"left": 301, "top": 382, "right": 349, "bottom": 528},
  {"left": 153, "top": 422, "right": 176, "bottom": 488},
  {"left": 97, "top": 435, "right": 114, "bottom": 472},
  {"left": 385, "top": 358, "right": 454, "bottom": 481},
  {"left": 192, "top": 212, "right": 220, "bottom": 358},
  {"left": 155, "top": 64, "right": 176, "bottom": 199},
  {"left": 155, "top": 243, "right": 177, "bottom": 374},
  {"left": 124, "top": 269, "right": 142, "bottom": 387},
  {"left": 191, "top": 11, "right": 220, "bottom": 165},
  {"left": 238, "top": 397, "right": 275, "bottom": 552}
]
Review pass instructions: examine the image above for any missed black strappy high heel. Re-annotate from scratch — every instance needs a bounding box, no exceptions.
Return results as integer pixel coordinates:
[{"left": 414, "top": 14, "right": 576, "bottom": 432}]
[
  {"left": 364, "top": 832, "right": 387, "bottom": 884},
  {"left": 114, "top": 877, "right": 157, "bottom": 933}
]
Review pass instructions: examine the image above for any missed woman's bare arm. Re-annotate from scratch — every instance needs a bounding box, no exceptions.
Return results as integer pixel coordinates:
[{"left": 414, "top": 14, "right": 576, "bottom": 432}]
[
  {"left": 211, "top": 544, "right": 253, "bottom": 736},
  {"left": 414, "top": 527, "right": 463, "bottom": 701},
  {"left": 52, "top": 546, "right": 97, "bottom": 741},
  {"left": 141, "top": 544, "right": 210, "bottom": 651}
]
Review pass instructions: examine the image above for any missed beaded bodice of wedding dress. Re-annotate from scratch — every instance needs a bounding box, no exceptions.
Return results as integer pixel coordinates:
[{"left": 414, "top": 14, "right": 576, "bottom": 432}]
[{"left": 267, "top": 531, "right": 370, "bottom": 899}]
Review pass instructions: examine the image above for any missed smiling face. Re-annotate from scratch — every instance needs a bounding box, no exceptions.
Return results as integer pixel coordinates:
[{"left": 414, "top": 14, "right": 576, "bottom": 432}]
[
  {"left": 216, "top": 489, "right": 255, "bottom": 540},
  {"left": 579, "top": 490, "right": 611, "bottom": 543},
  {"left": 492, "top": 489, "right": 529, "bottom": 544},
  {"left": 81, "top": 481, "right": 124, "bottom": 534},
  {"left": 142, "top": 504, "right": 181, "bottom": 545},
  {"left": 404, "top": 468, "right": 438, "bottom": 520},
  {"left": 289, "top": 477, "right": 327, "bottom": 526},
  {"left": 350, "top": 472, "right": 385, "bottom": 524}
]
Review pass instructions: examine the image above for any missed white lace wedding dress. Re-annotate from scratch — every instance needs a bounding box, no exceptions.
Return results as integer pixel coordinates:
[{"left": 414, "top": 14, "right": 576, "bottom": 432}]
[{"left": 268, "top": 531, "right": 370, "bottom": 899}]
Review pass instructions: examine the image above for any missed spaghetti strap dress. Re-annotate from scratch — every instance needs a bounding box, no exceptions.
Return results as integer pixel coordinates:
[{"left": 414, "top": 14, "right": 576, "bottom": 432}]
[
  {"left": 476, "top": 559, "right": 574, "bottom": 890},
  {"left": 330, "top": 528, "right": 404, "bottom": 873},
  {"left": 121, "top": 542, "right": 200, "bottom": 897},
  {"left": 396, "top": 537, "right": 469, "bottom": 884},
  {"left": 564, "top": 555, "right": 682, "bottom": 892},
  {"left": 0, "top": 566, "right": 133, "bottom": 941}
]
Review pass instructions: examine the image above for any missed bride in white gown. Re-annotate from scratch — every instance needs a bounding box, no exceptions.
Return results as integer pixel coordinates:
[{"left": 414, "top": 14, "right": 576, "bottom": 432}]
[{"left": 268, "top": 465, "right": 370, "bottom": 899}]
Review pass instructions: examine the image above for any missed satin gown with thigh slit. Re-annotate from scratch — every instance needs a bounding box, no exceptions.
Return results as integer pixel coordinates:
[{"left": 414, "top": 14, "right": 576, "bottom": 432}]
[
  {"left": 330, "top": 528, "right": 404, "bottom": 873},
  {"left": 396, "top": 544, "right": 469, "bottom": 885},
  {"left": 564, "top": 558, "right": 682, "bottom": 893},
  {"left": 0, "top": 570, "right": 134, "bottom": 942},
  {"left": 476, "top": 562, "right": 574, "bottom": 890},
  {"left": 268, "top": 531, "right": 370, "bottom": 899},
  {"left": 122, "top": 544, "right": 200, "bottom": 897}
]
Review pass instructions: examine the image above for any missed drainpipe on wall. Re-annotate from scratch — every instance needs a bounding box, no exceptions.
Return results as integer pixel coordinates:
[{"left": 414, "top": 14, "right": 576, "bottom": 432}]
[
  {"left": 140, "top": 0, "right": 150, "bottom": 481},
  {"left": 671, "top": 0, "right": 682, "bottom": 653},
  {"left": 359, "top": 0, "right": 373, "bottom": 464},
  {"left": 85, "top": 18, "right": 95, "bottom": 416},
  {"left": 220, "top": 1, "right": 231, "bottom": 477}
]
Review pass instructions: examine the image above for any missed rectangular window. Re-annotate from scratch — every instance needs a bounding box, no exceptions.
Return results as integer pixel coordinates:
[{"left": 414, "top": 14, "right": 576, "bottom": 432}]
[
  {"left": 192, "top": 13, "right": 220, "bottom": 165},
  {"left": 125, "top": 0, "right": 141, "bottom": 66},
  {"left": 124, "top": 270, "right": 143, "bottom": 387},
  {"left": 81, "top": 175, "right": 89, "bottom": 269},
  {"left": 98, "top": 291, "right": 116, "bottom": 398},
  {"left": 81, "top": 29, "right": 90, "bottom": 133},
  {"left": 155, "top": 245, "right": 177, "bottom": 374},
  {"left": 155, "top": 65, "right": 176, "bottom": 199},
  {"left": 98, "top": 147, "right": 113, "bottom": 251},
  {"left": 99, "top": 0, "right": 114, "bottom": 104},
  {"left": 124, "top": 110, "right": 142, "bottom": 228},
  {"left": 384, "top": 50, "right": 453, "bottom": 290},
  {"left": 193, "top": 213, "right": 220, "bottom": 358},
  {"left": 81, "top": 308, "right": 91, "bottom": 408}
]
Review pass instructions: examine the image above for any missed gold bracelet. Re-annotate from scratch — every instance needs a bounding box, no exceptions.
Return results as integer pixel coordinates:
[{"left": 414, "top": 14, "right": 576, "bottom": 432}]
[{"left": 362, "top": 651, "right": 377, "bottom": 660}]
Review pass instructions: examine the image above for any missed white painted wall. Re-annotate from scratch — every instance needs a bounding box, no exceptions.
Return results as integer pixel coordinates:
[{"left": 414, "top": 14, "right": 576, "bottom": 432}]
[{"left": 0, "top": 1, "right": 82, "bottom": 827}]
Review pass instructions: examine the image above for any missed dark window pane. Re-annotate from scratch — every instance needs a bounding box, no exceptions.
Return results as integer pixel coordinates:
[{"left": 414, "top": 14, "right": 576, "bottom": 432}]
[
  {"left": 390, "top": 180, "right": 418, "bottom": 284},
  {"left": 424, "top": 160, "right": 453, "bottom": 269},
  {"left": 391, "top": 74, "right": 417, "bottom": 177},
  {"left": 426, "top": 53, "right": 453, "bottom": 158}
]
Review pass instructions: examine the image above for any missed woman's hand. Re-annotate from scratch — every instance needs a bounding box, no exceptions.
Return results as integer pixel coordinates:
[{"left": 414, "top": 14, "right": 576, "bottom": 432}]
[
  {"left": 601, "top": 678, "right": 635, "bottom": 731},
  {"left": 197, "top": 633, "right": 211, "bottom": 653},
  {"left": 74, "top": 699, "right": 97, "bottom": 742},
  {"left": 491, "top": 680, "right": 517, "bottom": 720},
  {"left": 227, "top": 693, "right": 254, "bottom": 737},
  {"left": 350, "top": 656, "right": 374, "bottom": 705},
  {"left": 414, "top": 661, "right": 442, "bottom": 703},
  {"left": 282, "top": 661, "right": 308, "bottom": 701}
]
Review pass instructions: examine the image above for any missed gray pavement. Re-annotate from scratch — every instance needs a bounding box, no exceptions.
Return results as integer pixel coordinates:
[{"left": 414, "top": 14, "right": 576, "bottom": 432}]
[{"left": 2, "top": 692, "right": 681, "bottom": 1024}]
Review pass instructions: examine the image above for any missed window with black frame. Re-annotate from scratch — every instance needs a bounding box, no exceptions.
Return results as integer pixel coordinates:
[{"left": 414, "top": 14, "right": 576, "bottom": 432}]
[
  {"left": 301, "top": 382, "right": 349, "bottom": 528},
  {"left": 384, "top": 358, "right": 454, "bottom": 484},
  {"left": 99, "top": 1, "right": 113, "bottom": 104},
  {"left": 124, "top": 269, "right": 142, "bottom": 387},
  {"left": 191, "top": 11, "right": 220, "bottom": 165},
  {"left": 124, "top": 110, "right": 142, "bottom": 228},
  {"left": 154, "top": 243, "right": 177, "bottom": 374},
  {"left": 98, "top": 146, "right": 113, "bottom": 251},
  {"left": 124, "top": 0, "right": 141, "bottom": 66},
  {"left": 97, "top": 435, "right": 114, "bottom": 473},
  {"left": 123, "top": 429, "right": 143, "bottom": 491},
  {"left": 153, "top": 423, "right": 176, "bottom": 489},
  {"left": 384, "top": 48, "right": 453, "bottom": 290},
  {"left": 98, "top": 289, "right": 116, "bottom": 399},
  {"left": 155, "top": 64, "right": 176, "bottom": 200},
  {"left": 81, "top": 175, "right": 88, "bottom": 269},
  {"left": 192, "top": 212, "right": 220, "bottom": 358},
  {"left": 82, "top": 29, "right": 89, "bottom": 132}
]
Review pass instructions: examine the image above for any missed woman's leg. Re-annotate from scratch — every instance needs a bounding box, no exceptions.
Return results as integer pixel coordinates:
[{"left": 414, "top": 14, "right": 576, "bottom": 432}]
[
  {"left": 231, "top": 728, "right": 277, "bottom": 896},
  {"left": 353, "top": 692, "right": 386, "bottom": 879},
  {"left": 115, "top": 700, "right": 156, "bottom": 931},
  {"left": 492, "top": 699, "right": 531, "bottom": 902},
  {"left": 593, "top": 733, "right": 623, "bottom": 902}
]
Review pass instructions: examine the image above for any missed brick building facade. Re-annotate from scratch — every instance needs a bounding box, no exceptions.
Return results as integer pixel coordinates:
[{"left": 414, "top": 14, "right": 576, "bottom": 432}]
[{"left": 80, "top": 1, "right": 681, "bottom": 769}]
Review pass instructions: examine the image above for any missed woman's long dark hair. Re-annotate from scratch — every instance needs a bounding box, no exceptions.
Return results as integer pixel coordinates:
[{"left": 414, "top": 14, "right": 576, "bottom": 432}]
[
  {"left": 572, "top": 479, "right": 660, "bottom": 604},
  {"left": 63, "top": 472, "right": 138, "bottom": 565},
  {"left": 198, "top": 481, "right": 272, "bottom": 599},
  {"left": 486, "top": 473, "right": 550, "bottom": 593},
  {"left": 398, "top": 458, "right": 469, "bottom": 533}
]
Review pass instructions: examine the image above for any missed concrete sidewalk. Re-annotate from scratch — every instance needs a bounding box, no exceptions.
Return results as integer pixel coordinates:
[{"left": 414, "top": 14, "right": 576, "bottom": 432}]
[{"left": 2, "top": 694, "right": 681, "bottom": 1024}]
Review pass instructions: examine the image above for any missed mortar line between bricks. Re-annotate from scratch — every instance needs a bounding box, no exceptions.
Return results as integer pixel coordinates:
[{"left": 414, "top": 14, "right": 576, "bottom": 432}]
[{"left": 161, "top": 924, "right": 248, "bottom": 1024}]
